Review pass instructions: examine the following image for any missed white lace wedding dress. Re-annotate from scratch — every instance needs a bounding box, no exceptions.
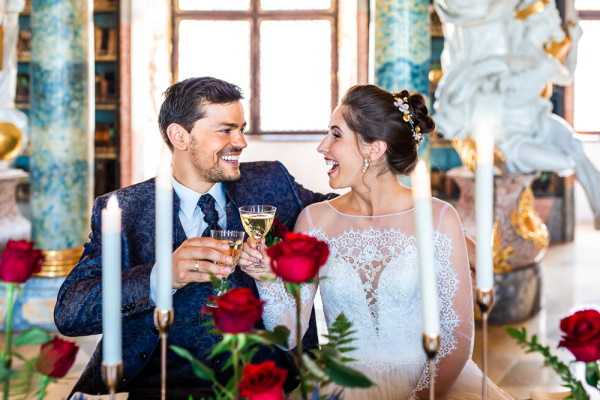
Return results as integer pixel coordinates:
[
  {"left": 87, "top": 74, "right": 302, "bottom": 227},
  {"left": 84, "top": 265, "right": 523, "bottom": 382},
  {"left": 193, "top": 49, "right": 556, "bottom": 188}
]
[{"left": 256, "top": 199, "right": 512, "bottom": 400}]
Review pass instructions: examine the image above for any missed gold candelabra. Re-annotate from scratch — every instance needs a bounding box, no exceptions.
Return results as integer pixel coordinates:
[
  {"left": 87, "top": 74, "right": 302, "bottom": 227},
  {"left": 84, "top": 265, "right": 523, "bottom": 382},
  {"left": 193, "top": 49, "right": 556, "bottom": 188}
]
[
  {"left": 422, "top": 333, "right": 441, "bottom": 400},
  {"left": 476, "top": 288, "right": 496, "bottom": 400},
  {"left": 101, "top": 362, "right": 123, "bottom": 400},
  {"left": 154, "top": 308, "right": 174, "bottom": 400}
]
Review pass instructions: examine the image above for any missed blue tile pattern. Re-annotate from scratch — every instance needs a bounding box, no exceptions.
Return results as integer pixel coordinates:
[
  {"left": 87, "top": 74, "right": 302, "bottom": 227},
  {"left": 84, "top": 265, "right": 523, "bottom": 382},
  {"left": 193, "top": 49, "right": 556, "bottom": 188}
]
[{"left": 29, "top": 0, "right": 93, "bottom": 249}]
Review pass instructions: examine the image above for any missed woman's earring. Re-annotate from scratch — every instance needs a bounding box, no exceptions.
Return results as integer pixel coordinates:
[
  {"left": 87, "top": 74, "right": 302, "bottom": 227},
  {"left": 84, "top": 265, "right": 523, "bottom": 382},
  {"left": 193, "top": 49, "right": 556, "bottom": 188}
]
[{"left": 362, "top": 158, "right": 370, "bottom": 174}]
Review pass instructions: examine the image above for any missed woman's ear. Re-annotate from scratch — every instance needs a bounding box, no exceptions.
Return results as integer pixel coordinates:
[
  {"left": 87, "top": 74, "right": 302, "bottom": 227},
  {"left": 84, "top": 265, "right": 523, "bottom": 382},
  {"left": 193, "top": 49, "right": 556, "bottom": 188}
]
[
  {"left": 166, "top": 123, "right": 189, "bottom": 151},
  {"left": 369, "top": 140, "right": 388, "bottom": 163}
]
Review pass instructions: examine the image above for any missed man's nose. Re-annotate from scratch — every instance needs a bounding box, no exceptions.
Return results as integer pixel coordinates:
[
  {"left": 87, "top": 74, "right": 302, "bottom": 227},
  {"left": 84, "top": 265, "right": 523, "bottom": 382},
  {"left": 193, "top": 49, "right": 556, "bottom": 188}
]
[{"left": 232, "top": 131, "right": 247, "bottom": 149}]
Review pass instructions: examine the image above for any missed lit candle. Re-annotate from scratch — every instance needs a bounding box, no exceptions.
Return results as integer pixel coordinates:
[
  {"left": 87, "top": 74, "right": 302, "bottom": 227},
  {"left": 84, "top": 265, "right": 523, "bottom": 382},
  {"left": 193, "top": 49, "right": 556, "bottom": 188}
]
[
  {"left": 411, "top": 160, "right": 440, "bottom": 337},
  {"left": 102, "top": 195, "right": 122, "bottom": 365},
  {"left": 156, "top": 157, "right": 173, "bottom": 311},
  {"left": 475, "top": 119, "right": 495, "bottom": 291}
]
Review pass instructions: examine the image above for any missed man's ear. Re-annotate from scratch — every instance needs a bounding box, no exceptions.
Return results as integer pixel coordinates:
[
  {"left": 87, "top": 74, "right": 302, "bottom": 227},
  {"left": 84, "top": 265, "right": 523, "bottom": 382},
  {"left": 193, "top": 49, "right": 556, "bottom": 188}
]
[{"left": 166, "top": 123, "right": 190, "bottom": 151}]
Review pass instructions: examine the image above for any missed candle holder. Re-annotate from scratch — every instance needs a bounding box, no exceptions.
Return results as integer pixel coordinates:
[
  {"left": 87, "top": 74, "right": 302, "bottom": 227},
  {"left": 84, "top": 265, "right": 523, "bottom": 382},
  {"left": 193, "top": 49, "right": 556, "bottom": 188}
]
[
  {"left": 154, "top": 308, "right": 174, "bottom": 400},
  {"left": 422, "top": 333, "right": 440, "bottom": 400},
  {"left": 101, "top": 362, "right": 123, "bottom": 400},
  {"left": 476, "top": 288, "right": 495, "bottom": 400}
]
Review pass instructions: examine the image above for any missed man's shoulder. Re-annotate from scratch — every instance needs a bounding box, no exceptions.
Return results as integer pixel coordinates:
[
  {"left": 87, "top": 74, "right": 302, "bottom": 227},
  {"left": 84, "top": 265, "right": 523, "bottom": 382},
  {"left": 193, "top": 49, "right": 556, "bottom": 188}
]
[
  {"left": 239, "top": 161, "right": 287, "bottom": 177},
  {"left": 94, "top": 178, "right": 155, "bottom": 210}
]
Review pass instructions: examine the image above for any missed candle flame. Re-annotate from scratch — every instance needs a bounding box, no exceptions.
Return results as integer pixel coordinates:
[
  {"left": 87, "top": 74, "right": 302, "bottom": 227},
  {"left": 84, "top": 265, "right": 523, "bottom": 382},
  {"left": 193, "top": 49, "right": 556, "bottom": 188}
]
[{"left": 107, "top": 195, "right": 119, "bottom": 210}]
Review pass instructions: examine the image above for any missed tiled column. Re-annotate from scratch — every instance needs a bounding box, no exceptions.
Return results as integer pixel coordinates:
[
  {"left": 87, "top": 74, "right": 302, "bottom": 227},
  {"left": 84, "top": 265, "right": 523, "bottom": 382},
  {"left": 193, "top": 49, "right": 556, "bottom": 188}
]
[
  {"left": 374, "top": 0, "right": 431, "bottom": 96},
  {"left": 30, "top": 0, "right": 93, "bottom": 277}
]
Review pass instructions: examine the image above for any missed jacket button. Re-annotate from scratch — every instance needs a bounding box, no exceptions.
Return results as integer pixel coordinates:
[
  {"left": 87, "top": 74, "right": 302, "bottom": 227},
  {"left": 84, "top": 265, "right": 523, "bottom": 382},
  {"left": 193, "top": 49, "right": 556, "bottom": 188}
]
[{"left": 140, "top": 352, "right": 148, "bottom": 360}]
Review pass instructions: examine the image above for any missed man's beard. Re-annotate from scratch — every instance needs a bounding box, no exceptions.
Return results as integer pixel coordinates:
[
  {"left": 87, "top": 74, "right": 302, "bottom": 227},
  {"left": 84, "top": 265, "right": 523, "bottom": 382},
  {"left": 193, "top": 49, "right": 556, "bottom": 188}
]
[{"left": 205, "top": 165, "right": 241, "bottom": 183}]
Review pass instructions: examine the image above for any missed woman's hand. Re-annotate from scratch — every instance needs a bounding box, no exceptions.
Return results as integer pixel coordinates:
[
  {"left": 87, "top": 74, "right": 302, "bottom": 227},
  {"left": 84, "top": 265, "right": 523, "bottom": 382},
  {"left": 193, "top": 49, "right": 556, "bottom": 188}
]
[{"left": 239, "top": 238, "right": 276, "bottom": 281}]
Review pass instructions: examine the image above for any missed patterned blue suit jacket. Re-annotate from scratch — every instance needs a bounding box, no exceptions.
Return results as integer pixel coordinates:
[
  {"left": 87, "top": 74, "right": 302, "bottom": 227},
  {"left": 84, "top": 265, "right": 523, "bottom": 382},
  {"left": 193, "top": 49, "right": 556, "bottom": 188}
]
[{"left": 55, "top": 161, "right": 332, "bottom": 395}]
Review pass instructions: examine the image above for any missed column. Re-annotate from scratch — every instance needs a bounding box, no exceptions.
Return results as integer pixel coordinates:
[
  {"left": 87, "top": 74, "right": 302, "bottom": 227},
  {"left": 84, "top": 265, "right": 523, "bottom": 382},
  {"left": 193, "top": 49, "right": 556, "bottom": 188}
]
[
  {"left": 30, "top": 0, "right": 93, "bottom": 276},
  {"left": 374, "top": 0, "right": 431, "bottom": 96}
]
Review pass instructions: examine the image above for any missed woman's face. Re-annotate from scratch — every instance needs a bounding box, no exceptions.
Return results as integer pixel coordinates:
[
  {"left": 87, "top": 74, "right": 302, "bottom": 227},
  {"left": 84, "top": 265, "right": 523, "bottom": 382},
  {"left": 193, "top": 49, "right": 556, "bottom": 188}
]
[{"left": 317, "top": 105, "right": 367, "bottom": 189}]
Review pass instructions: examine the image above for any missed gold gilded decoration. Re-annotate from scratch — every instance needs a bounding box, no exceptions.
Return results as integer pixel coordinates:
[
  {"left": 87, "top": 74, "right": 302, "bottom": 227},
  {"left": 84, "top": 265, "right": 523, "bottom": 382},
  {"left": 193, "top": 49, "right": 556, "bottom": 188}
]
[
  {"left": 540, "top": 83, "right": 553, "bottom": 99},
  {"left": 515, "top": 0, "right": 550, "bottom": 20},
  {"left": 544, "top": 35, "right": 572, "bottom": 63},
  {"left": 511, "top": 187, "right": 550, "bottom": 250},
  {"left": 36, "top": 246, "right": 83, "bottom": 277},
  {"left": 493, "top": 220, "right": 514, "bottom": 273},
  {"left": 0, "top": 122, "right": 24, "bottom": 161},
  {"left": 451, "top": 137, "right": 507, "bottom": 173},
  {"left": 429, "top": 68, "right": 443, "bottom": 85}
]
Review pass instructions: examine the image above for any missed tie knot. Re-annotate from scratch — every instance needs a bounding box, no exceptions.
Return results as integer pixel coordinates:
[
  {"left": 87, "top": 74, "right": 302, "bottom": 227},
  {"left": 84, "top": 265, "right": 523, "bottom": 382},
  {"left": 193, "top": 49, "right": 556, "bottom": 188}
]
[{"left": 197, "top": 194, "right": 220, "bottom": 236}]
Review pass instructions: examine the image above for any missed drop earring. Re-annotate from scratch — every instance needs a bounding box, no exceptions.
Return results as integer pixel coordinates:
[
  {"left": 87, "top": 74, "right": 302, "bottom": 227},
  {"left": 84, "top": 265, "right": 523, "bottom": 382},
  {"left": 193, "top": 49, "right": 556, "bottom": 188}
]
[{"left": 362, "top": 158, "right": 370, "bottom": 174}]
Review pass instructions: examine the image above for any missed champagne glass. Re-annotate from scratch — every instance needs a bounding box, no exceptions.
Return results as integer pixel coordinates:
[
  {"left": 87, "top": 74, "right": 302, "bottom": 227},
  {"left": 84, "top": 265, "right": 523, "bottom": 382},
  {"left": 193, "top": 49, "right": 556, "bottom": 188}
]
[
  {"left": 239, "top": 205, "right": 277, "bottom": 256},
  {"left": 208, "top": 230, "right": 245, "bottom": 303}
]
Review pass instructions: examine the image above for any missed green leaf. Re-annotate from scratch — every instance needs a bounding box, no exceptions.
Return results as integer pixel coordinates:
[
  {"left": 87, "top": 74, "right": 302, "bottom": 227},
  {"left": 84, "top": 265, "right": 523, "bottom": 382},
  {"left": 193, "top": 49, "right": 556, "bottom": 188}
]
[
  {"left": 170, "top": 346, "right": 215, "bottom": 382},
  {"left": 209, "top": 338, "right": 232, "bottom": 360},
  {"left": 585, "top": 362, "right": 600, "bottom": 388},
  {"left": 257, "top": 326, "right": 291, "bottom": 348},
  {"left": 14, "top": 328, "right": 52, "bottom": 347},
  {"left": 323, "top": 356, "right": 373, "bottom": 388},
  {"left": 302, "top": 354, "right": 328, "bottom": 381}
]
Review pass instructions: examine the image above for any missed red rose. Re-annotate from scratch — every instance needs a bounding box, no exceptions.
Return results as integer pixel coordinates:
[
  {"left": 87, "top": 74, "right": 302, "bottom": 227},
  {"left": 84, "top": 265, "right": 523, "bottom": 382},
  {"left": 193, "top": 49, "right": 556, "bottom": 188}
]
[
  {"left": 271, "top": 219, "right": 289, "bottom": 239},
  {"left": 558, "top": 309, "right": 600, "bottom": 362},
  {"left": 0, "top": 240, "right": 43, "bottom": 283},
  {"left": 266, "top": 233, "right": 329, "bottom": 283},
  {"left": 36, "top": 337, "right": 79, "bottom": 378},
  {"left": 239, "top": 361, "right": 287, "bottom": 400},
  {"left": 205, "top": 288, "right": 263, "bottom": 334}
]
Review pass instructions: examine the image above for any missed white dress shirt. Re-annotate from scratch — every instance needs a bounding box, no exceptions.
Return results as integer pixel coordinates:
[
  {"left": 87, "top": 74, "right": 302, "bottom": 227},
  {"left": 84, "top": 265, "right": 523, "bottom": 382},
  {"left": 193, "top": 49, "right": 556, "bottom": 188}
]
[{"left": 149, "top": 177, "right": 228, "bottom": 304}]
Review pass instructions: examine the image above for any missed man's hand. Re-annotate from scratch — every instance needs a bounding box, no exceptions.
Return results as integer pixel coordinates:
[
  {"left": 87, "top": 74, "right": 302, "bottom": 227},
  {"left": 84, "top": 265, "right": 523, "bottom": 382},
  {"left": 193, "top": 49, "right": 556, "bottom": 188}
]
[
  {"left": 172, "top": 237, "right": 235, "bottom": 289},
  {"left": 239, "top": 238, "right": 276, "bottom": 281}
]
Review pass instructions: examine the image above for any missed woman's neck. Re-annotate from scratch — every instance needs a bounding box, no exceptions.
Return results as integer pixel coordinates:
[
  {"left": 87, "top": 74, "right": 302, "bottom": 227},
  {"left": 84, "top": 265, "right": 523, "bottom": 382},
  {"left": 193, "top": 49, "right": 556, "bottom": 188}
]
[{"left": 338, "top": 172, "right": 414, "bottom": 216}]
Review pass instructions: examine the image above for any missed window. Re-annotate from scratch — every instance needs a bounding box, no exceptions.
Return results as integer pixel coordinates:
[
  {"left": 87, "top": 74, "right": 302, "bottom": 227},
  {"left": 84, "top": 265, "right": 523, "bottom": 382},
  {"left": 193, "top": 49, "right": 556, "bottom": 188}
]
[
  {"left": 574, "top": 0, "right": 600, "bottom": 133},
  {"left": 172, "top": 0, "right": 339, "bottom": 134}
]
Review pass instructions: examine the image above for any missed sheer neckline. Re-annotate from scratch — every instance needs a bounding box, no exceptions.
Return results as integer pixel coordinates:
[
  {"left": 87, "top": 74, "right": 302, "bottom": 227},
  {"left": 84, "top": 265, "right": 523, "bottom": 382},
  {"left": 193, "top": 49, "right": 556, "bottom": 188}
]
[{"left": 325, "top": 200, "right": 416, "bottom": 218}]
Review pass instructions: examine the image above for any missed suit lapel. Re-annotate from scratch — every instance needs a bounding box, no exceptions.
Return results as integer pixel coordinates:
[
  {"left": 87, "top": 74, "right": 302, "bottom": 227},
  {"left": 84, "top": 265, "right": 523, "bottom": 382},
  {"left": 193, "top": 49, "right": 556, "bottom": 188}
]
[
  {"left": 223, "top": 182, "right": 243, "bottom": 231},
  {"left": 172, "top": 190, "right": 187, "bottom": 249}
]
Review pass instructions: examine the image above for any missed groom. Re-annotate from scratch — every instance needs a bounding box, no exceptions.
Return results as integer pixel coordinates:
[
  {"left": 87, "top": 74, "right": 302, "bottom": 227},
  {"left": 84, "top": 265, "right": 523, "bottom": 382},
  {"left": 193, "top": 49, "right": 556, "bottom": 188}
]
[{"left": 54, "top": 77, "right": 330, "bottom": 398}]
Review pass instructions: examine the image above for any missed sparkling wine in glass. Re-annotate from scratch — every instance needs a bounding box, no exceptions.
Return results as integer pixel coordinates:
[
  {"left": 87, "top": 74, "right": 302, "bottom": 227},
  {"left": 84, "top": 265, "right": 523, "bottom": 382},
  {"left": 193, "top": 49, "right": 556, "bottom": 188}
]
[
  {"left": 208, "top": 229, "right": 245, "bottom": 301},
  {"left": 239, "top": 205, "right": 277, "bottom": 243}
]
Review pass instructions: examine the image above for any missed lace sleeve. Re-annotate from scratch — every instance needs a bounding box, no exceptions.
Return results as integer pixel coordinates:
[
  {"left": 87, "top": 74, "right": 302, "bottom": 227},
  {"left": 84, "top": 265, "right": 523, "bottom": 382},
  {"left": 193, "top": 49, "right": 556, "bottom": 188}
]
[
  {"left": 413, "top": 202, "right": 474, "bottom": 398},
  {"left": 255, "top": 279, "right": 318, "bottom": 349}
]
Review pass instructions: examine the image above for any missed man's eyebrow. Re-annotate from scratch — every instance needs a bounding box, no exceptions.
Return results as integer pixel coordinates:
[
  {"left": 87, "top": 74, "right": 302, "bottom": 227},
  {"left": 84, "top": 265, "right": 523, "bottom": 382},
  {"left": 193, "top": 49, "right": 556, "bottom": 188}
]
[{"left": 218, "top": 122, "right": 247, "bottom": 129}]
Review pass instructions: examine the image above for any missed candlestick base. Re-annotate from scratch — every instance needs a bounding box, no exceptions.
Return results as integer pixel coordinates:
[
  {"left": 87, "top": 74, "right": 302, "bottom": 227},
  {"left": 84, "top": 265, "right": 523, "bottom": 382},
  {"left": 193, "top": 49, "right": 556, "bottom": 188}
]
[
  {"left": 154, "top": 308, "right": 174, "bottom": 400},
  {"left": 101, "top": 362, "right": 123, "bottom": 400},
  {"left": 422, "top": 334, "right": 440, "bottom": 400},
  {"left": 476, "top": 288, "right": 496, "bottom": 400}
]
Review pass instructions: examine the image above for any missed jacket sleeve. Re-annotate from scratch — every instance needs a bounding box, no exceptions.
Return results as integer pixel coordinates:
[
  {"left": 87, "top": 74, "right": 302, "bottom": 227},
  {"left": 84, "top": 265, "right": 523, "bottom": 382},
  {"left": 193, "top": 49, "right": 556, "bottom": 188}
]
[
  {"left": 54, "top": 197, "right": 155, "bottom": 337},
  {"left": 275, "top": 161, "right": 336, "bottom": 208}
]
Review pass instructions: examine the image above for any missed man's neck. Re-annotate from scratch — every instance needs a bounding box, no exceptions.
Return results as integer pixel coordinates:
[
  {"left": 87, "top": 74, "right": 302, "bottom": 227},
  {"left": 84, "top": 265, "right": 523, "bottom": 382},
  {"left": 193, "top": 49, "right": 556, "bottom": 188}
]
[{"left": 172, "top": 162, "right": 215, "bottom": 194}]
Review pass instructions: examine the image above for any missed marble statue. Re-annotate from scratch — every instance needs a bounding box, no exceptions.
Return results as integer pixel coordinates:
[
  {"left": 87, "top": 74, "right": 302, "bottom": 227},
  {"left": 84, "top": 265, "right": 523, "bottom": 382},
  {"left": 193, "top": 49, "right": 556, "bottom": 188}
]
[
  {"left": 433, "top": 0, "right": 600, "bottom": 228},
  {"left": 0, "top": 0, "right": 28, "bottom": 169}
]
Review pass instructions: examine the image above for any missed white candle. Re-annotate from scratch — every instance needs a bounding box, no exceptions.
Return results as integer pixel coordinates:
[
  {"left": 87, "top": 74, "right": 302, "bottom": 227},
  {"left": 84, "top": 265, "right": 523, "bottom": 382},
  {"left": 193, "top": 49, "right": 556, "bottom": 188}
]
[
  {"left": 475, "top": 122, "right": 495, "bottom": 291},
  {"left": 156, "top": 157, "right": 173, "bottom": 311},
  {"left": 411, "top": 160, "right": 440, "bottom": 337},
  {"left": 102, "top": 195, "right": 122, "bottom": 365}
]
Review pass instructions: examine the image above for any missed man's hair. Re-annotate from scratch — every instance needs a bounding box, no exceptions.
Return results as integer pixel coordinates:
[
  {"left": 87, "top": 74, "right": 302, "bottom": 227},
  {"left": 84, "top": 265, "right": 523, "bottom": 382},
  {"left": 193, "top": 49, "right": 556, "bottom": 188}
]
[{"left": 158, "top": 77, "right": 243, "bottom": 150}]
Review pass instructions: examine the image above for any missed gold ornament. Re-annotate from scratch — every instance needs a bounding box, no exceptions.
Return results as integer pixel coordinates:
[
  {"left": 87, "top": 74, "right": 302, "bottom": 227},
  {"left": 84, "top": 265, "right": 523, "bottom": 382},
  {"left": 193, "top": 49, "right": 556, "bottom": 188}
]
[
  {"left": 511, "top": 187, "right": 550, "bottom": 250},
  {"left": 493, "top": 220, "right": 514, "bottom": 273},
  {"left": 451, "top": 137, "right": 507, "bottom": 173},
  {"left": 0, "top": 122, "right": 24, "bottom": 162},
  {"left": 515, "top": 0, "right": 550, "bottom": 20},
  {"left": 35, "top": 246, "right": 84, "bottom": 277}
]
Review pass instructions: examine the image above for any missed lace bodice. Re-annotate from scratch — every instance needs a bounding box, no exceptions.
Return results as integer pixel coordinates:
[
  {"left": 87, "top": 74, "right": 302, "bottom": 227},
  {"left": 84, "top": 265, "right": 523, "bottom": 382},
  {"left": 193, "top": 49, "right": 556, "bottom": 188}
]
[{"left": 256, "top": 199, "right": 475, "bottom": 399}]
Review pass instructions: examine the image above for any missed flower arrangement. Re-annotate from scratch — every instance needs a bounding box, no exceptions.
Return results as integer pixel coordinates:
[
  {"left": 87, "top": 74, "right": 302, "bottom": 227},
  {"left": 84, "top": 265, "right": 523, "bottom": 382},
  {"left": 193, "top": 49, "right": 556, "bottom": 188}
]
[
  {"left": 0, "top": 241, "right": 79, "bottom": 400},
  {"left": 174, "top": 232, "right": 373, "bottom": 399},
  {"left": 507, "top": 309, "right": 600, "bottom": 400}
]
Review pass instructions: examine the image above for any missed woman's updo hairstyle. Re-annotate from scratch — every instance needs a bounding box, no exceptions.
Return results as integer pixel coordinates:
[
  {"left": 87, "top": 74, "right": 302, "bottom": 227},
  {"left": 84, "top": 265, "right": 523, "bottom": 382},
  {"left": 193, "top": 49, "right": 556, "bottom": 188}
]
[{"left": 341, "top": 84, "right": 435, "bottom": 175}]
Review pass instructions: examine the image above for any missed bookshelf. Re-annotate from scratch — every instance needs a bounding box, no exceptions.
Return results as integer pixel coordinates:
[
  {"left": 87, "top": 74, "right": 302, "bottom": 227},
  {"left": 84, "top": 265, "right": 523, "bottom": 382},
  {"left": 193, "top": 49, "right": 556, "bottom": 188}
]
[{"left": 17, "top": 0, "right": 121, "bottom": 196}]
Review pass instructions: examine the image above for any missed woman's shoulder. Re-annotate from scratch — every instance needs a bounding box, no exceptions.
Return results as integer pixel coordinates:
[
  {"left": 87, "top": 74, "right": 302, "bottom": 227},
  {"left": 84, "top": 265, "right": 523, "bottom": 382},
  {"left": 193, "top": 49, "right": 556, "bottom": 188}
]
[{"left": 297, "top": 200, "right": 340, "bottom": 231}]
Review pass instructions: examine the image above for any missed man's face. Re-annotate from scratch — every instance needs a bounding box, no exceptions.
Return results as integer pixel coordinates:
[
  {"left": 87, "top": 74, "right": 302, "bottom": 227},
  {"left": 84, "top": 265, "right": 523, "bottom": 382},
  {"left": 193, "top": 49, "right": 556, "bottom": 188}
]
[{"left": 187, "top": 101, "right": 247, "bottom": 183}]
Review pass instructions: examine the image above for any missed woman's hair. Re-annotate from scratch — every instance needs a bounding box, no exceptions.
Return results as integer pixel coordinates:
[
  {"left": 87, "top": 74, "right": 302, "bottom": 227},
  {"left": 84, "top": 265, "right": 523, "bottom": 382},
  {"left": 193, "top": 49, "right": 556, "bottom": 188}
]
[{"left": 341, "top": 84, "right": 435, "bottom": 175}]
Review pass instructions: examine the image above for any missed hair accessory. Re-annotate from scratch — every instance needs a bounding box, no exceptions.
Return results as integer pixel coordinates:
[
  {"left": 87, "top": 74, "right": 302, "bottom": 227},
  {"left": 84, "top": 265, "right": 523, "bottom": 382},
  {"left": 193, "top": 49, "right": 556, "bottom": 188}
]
[{"left": 393, "top": 96, "right": 424, "bottom": 145}]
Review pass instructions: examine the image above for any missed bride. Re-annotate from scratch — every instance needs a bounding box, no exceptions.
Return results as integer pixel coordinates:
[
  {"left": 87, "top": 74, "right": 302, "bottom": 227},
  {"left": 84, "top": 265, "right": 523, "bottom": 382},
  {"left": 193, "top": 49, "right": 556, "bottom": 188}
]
[{"left": 239, "top": 84, "right": 511, "bottom": 400}]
